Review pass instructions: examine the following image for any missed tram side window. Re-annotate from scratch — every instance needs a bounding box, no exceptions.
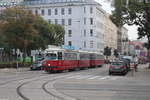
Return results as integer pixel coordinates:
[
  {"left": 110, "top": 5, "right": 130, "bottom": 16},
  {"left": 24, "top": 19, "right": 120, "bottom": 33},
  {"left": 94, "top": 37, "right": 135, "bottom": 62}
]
[
  {"left": 90, "top": 54, "right": 96, "bottom": 60},
  {"left": 64, "top": 53, "right": 77, "bottom": 60},
  {"left": 97, "top": 55, "right": 104, "bottom": 59},
  {"left": 58, "top": 52, "right": 62, "bottom": 60},
  {"left": 80, "top": 53, "right": 89, "bottom": 60}
]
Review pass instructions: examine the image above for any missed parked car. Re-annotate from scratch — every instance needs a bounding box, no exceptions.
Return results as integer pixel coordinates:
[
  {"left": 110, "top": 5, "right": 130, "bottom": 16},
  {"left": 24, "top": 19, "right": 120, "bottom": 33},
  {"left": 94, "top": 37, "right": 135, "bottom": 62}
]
[
  {"left": 122, "top": 58, "right": 130, "bottom": 71},
  {"left": 30, "top": 59, "right": 44, "bottom": 70},
  {"left": 109, "top": 61, "right": 128, "bottom": 75}
]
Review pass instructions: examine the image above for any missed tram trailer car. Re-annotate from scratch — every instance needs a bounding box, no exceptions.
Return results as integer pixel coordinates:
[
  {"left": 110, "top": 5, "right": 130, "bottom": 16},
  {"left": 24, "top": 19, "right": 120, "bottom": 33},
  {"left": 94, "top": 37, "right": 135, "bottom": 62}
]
[
  {"left": 42, "top": 47, "right": 104, "bottom": 73},
  {"left": 78, "top": 51, "right": 90, "bottom": 69},
  {"left": 90, "top": 53, "right": 105, "bottom": 67}
]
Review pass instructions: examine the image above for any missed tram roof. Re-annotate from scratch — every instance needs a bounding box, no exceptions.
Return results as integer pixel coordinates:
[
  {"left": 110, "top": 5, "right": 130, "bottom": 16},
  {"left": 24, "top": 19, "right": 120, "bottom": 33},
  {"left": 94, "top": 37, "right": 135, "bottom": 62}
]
[{"left": 45, "top": 47, "right": 77, "bottom": 53}]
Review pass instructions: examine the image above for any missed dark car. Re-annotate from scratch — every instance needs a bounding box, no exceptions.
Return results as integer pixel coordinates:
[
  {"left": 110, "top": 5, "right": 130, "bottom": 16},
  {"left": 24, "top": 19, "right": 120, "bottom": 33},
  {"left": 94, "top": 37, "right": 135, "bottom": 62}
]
[
  {"left": 30, "top": 58, "right": 44, "bottom": 70},
  {"left": 122, "top": 59, "right": 130, "bottom": 72},
  {"left": 109, "top": 61, "right": 128, "bottom": 75}
]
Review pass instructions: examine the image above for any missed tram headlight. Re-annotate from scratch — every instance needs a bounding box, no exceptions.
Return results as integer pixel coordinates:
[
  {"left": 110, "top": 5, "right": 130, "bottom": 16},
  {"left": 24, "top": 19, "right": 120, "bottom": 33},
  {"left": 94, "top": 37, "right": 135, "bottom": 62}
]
[{"left": 48, "top": 64, "right": 51, "bottom": 66}]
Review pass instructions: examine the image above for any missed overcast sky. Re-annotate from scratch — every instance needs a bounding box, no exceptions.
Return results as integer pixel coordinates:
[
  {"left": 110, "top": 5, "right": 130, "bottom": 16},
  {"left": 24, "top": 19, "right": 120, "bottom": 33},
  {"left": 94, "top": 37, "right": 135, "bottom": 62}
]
[{"left": 95, "top": 0, "right": 138, "bottom": 40}]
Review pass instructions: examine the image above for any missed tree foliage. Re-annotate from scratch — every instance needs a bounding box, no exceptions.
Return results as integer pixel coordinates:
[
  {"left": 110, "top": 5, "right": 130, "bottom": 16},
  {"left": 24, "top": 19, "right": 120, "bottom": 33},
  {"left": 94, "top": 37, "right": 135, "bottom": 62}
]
[
  {"left": 111, "top": 0, "right": 150, "bottom": 67},
  {"left": 0, "top": 7, "right": 65, "bottom": 55}
]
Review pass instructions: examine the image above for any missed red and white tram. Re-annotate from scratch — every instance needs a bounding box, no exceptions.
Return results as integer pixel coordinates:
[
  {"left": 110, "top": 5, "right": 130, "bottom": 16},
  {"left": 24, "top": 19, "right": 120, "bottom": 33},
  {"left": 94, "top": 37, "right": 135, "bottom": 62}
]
[{"left": 42, "top": 46, "right": 104, "bottom": 73}]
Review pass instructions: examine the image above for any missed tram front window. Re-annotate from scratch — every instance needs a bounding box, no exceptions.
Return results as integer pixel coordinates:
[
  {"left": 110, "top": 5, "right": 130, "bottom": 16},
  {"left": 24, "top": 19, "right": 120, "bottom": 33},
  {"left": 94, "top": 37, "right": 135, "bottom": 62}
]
[{"left": 45, "top": 53, "right": 57, "bottom": 60}]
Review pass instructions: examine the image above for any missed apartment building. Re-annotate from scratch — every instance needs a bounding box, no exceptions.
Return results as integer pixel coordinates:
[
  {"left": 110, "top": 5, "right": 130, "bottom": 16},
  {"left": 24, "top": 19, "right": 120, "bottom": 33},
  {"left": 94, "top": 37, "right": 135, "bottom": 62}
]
[
  {"left": 104, "top": 14, "right": 118, "bottom": 52},
  {"left": 121, "top": 27, "right": 129, "bottom": 55},
  {"left": 24, "top": 0, "right": 105, "bottom": 52}
]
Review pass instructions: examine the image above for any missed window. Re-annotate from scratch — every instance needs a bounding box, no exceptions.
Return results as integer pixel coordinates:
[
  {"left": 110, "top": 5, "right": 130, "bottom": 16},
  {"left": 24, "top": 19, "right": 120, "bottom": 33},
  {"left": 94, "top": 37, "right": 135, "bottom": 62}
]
[
  {"left": 55, "top": 8, "right": 58, "bottom": 15},
  {"left": 80, "top": 53, "right": 89, "bottom": 60},
  {"left": 62, "top": 19, "right": 65, "bottom": 25},
  {"left": 68, "top": 41, "right": 72, "bottom": 46},
  {"left": 90, "top": 18, "right": 93, "bottom": 25},
  {"left": 84, "top": 30, "right": 86, "bottom": 37},
  {"left": 61, "top": 8, "right": 65, "bottom": 15},
  {"left": 90, "top": 29, "right": 93, "bottom": 36},
  {"left": 48, "top": 9, "right": 51, "bottom": 15},
  {"left": 90, "top": 7, "right": 93, "bottom": 14},
  {"left": 41, "top": 9, "right": 44, "bottom": 16},
  {"left": 68, "top": 8, "right": 72, "bottom": 14},
  {"left": 45, "top": 53, "right": 57, "bottom": 60},
  {"left": 84, "top": 41, "right": 86, "bottom": 48},
  {"left": 84, "top": 17, "right": 86, "bottom": 25},
  {"left": 58, "top": 52, "right": 62, "bottom": 60},
  {"left": 64, "top": 53, "right": 77, "bottom": 60},
  {"left": 68, "top": 30, "right": 72, "bottom": 37},
  {"left": 84, "top": 7, "right": 86, "bottom": 13},
  {"left": 90, "top": 40, "right": 94, "bottom": 48},
  {"left": 35, "top": 9, "right": 38, "bottom": 15},
  {"left": 55, "top": 19, "right": 58, "bottom": 24},
  {"left": 68, "top": 19, "right": 72, "bottom": 25}
]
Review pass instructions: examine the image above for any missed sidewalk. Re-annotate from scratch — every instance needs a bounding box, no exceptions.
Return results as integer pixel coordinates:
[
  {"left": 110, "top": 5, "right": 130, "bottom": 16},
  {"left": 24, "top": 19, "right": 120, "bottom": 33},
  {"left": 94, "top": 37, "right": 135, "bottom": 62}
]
[
  {"left": 127, "top": 64, "right": 150, "bottom": 79},
  {"left": 0, "top": 67, "right": 30, "bottom": 73}
]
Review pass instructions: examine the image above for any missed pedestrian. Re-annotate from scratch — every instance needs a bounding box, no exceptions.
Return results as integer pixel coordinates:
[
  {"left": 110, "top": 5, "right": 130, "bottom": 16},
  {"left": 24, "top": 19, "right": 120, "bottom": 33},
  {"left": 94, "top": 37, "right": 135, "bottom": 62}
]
[{"left": 134, "top": 56, "right": 138, "bottom": 72}]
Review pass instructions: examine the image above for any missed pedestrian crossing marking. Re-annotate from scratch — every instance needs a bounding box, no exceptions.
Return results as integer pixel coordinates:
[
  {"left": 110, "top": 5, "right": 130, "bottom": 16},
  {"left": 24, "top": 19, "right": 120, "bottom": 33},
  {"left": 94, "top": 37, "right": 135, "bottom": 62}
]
[
  {"left": 76, "top": 75, "right": 92, "bottom": 79},
  {"left": 66, "top": 75, "right": 82, "bottom": 79},
  {"left": 99, "top": 76, "right": 110, "bottom": 80},
  {"left": 66, "top": 75, "right": 123, "bottom": 81},
  {"left": 88, "top": 76, "right": 102, "bottom": 79}
]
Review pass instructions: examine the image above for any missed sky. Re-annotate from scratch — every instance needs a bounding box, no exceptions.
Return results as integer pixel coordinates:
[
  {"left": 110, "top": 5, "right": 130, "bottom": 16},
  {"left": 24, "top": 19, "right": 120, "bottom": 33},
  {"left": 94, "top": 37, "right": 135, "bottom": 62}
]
[{"left": 95, "top": 0, "right": 138, "bottom": 40}]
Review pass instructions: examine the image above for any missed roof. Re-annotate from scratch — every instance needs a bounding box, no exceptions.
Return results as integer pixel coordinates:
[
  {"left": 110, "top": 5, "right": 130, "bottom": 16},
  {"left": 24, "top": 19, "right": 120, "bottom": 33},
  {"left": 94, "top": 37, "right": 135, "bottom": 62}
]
[{"left": 23, "top": 0, "right": 98, "bottom": 5}]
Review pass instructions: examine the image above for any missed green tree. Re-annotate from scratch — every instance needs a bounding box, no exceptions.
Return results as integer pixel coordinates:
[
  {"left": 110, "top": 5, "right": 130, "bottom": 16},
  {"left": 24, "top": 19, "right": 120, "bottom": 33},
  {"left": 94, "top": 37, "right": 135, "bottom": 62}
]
[
  {"left": 112, "top": 0, "right": 150, "bottom": 67},
  {"left": 0, "top": 7, "right": 65, "bottom": 64},
  {"left": 52, "top": 24, "right": 65, "bottom": 45}
]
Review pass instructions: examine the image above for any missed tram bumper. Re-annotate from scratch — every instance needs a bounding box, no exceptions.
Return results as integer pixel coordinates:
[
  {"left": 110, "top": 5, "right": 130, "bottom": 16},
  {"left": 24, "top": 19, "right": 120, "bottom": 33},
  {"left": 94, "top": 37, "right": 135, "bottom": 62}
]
[{"left": 43, "top": 66, "right": 59, "bottom": 72}]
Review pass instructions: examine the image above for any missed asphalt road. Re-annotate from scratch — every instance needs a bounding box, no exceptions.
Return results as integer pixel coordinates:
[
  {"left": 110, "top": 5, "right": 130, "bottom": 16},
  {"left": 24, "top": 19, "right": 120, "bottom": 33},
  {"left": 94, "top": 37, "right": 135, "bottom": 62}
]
[{"left": 0, "top": 64, "right": 150, "bottom": 100}]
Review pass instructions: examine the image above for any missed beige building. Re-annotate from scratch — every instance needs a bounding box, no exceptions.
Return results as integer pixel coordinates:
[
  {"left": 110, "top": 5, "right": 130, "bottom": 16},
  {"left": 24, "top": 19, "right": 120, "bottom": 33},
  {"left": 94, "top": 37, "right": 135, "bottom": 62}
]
[
  {"left": 104, "top": 14, "right": 118, "bottom": 53},
  {"left": 121, "top": 27, "right": 129, "bottom": 55}
]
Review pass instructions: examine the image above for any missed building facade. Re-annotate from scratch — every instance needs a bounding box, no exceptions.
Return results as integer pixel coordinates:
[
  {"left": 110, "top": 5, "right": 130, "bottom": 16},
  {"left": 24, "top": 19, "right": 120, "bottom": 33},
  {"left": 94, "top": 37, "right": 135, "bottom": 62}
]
[
  {"left": 24, "top": 0, "right": 105, "bottom": 52},
  {"left": 104, "top": 13, "right": 118, "bottom": 52},
  {"left": 121, "top": 27, "right": 129, "bottom": 55}
]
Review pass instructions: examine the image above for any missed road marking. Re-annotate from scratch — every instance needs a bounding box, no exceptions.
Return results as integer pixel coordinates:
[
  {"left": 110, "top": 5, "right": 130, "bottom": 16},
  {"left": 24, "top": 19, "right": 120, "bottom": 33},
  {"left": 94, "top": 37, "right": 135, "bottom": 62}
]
[
  {"left": 76, "top": 75, "right": 92, "bottom": 79},
  {"left": 99, "top": 76, "right": 110, "bottom": 80},
  {"left": 88, "top": 76, "right": 103, "bottom": 79},
  {"left": 66, "top": 75, "right": 83, "bottom": 79},
  {"left": 66, "top": 75, "right": 123, "bottom": 81}
]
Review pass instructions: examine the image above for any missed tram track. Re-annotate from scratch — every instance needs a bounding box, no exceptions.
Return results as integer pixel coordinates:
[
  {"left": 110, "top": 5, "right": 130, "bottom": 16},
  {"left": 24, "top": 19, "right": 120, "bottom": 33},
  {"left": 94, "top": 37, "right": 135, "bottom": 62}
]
[
  {"left": 42, "top": 79, "right": 81, "bottom": 100},
  {"left": 0, "top": 72, "right": 46, "bottom": 86},
  {"left": 16, "top": 73, "right": 81, "bottom": 100}
]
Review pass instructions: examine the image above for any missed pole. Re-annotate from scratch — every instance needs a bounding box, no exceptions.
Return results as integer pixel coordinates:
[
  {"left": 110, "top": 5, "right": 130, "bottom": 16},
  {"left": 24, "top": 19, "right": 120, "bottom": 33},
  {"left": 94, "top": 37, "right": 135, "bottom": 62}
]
[
  {"left": 17, "top": 53, "right": 18, "bottom": 69},
  {"left": 16, "top": 49, "right": 19, "bottom": 70}
]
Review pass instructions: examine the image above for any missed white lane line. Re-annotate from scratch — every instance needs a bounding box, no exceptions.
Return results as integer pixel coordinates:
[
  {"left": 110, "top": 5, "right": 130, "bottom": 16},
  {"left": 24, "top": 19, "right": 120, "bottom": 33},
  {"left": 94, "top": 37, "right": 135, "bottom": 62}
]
[
  {"left": 110, "top": 76, "right": 123, "bottom": 80},
  {"left": 88, "top": 76, "right": 103, "bottom": 79},
  {"left": 66, "top": 75, "right": 82, "bottom": 79},
  {"left": 76, "top": 75, "right": 92, "bottom": 79},
  {"left": 99, "top": 76, "right": 110, "bottom": 80}
]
